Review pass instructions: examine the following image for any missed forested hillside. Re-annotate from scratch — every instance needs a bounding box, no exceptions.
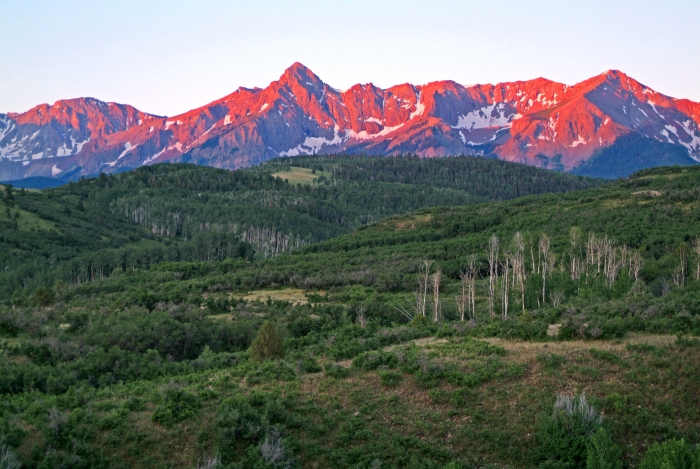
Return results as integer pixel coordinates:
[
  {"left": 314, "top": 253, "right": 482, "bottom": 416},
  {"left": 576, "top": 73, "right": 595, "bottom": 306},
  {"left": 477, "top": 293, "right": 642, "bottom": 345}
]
[
  {"left": 1, "top": 156, "right": 600, "bottom": 301},
  {"left": 0, "top": 182, "right": 253, "bottom": 302},
  {"left": 0, "top": 165, "right": 698, "bottom": 468},
  {"left": 258, "top": 155, "right": 595, "bottom": 199},
  {"left": 97, "top": 156, "right": 600, "bottom": 258},
  {"left": 571, "top": 132, "right": 699, "bottom": 179}
]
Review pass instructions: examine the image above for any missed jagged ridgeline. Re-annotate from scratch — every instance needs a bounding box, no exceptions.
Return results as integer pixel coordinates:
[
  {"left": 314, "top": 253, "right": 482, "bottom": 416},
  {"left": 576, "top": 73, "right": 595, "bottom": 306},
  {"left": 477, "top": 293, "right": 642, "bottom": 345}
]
[{"left": 0, "top": 156, "right": 600, "bottom": 301}]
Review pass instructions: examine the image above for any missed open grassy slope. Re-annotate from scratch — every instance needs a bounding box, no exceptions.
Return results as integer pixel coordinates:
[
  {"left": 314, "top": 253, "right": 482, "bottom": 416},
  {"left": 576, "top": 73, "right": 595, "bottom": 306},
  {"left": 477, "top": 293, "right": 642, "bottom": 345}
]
[{"left": 2, "top": 317, "right": 698, "bottom": 468}]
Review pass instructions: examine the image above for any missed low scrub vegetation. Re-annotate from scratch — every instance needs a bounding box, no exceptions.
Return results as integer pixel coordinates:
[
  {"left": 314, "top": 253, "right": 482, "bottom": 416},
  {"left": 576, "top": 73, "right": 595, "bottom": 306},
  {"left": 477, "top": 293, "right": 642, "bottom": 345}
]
[{"left": 0, "top": 163, "right": 698, "bottom": 467}]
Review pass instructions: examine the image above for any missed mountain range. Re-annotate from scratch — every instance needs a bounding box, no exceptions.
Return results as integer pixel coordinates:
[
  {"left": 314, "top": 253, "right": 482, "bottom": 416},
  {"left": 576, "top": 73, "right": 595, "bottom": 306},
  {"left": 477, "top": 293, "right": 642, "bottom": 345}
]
[{"left": 1, "top": 63, "right": 699, "bottom": 180}]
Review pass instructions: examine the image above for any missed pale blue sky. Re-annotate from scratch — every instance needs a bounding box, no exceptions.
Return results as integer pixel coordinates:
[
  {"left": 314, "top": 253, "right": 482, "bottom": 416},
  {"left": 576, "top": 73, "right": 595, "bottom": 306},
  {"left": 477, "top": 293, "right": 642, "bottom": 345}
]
[{"left": 1, "top": 0, "right": 698, "bottom": 116}]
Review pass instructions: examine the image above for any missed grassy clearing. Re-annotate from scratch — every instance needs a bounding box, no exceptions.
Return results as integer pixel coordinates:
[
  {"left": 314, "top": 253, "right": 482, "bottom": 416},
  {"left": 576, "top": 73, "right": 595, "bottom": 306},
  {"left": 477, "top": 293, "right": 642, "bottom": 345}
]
[
  {"left": 482, "top": 333, "right": 677, "bottom": 364},
  {"left": 233, "top": 288, "right": 318, "bottom": 305},
  {"left": 292, "top": 333, "right": 698, "bottom": 468},
  {"left": 0, "top": 203, "right": 56, "bottom": 231},
  {"left": 271, "top": 166, "right": 330, "bottom": 185}
]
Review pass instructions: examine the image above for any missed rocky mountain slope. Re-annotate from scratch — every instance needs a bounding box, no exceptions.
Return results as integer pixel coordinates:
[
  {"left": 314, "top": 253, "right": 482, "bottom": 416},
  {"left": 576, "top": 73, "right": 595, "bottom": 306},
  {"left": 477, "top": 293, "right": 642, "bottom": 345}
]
[{"left": 1, "top": 63, "right": 699, "bottom": 180}]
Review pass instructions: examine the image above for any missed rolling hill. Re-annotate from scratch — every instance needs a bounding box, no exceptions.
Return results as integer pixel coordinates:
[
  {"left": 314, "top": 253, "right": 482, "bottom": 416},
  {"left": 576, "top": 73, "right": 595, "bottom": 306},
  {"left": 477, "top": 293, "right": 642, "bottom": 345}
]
[{"left": 0, "top": 156, "right": 600, "bottom": 300}]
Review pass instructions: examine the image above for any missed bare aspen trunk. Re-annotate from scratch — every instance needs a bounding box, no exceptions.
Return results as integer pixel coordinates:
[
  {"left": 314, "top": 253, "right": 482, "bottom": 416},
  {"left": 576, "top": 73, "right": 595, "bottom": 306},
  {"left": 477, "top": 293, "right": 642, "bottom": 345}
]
[
  {"left": 432, "top": 270, "right": 442, "bottom": 323},
  {"left": 501, "top": 252, "right": 510, "bottom": 319},
  {"left": 569, "top": 226, "right": 582, "bottom": 281},
  {"left": 513, "top": 232, "right": 526, "bottom": 314},
  {"left": 468, "top": 255, "right": 477, "bottom": 322},
  {"left": 356, "top": 306, "right": 367, "bottom": 328},
  {"left": 678, "top": 245, "right": 688, "bottom": 288},
  {"left": 539, "top": 234, "right": 550, "bottom": 308},
  {"left": 417, "top": 260, "right": 432, "bottom": 317},
  {"left": 619, "top": 244, "right": 629, "bottom": 275},
  {"left": 488, "top": 235, "right": 499, "bottom": 318},
  {"left": 694, "top": 238, "right": 700, "bottom": 281},
  {"left": 458, "top": 272, "right": 468, "bottom": 321},
  {"left": 631, "top": 251, "right": 643, "bottom": 284},
  {"left": 470, "top": 272, "right": 476, "bottom": 322}
]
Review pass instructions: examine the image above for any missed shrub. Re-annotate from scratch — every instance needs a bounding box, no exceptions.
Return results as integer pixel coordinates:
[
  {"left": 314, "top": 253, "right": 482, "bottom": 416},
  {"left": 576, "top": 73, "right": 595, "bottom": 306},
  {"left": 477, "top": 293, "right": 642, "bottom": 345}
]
[
  {"left": 259, "top": 429, "right": 292, "bottom": 468},
  {"left": 215, "top": 389, "right": 298, "bottom": 467},
  {"left": 250, "top": 321, "right": 285, "bottom": 361},
  {"left": 32, "top": 287, "right": 55, "bottom": 307},
  {"left": 0, "top": 444, "right": 21, "bottom": 469},
  {"left": 639, "top": 438, "right": 700, "bottom": 469},
  {"left": 298, "top": 357, "right": 323, "bottom": 374},
  {"left": 537, "top": 352, "right": 566, "bottom": 372},
  {"left": 152, "top": 387, "right": 200, "bottom": 426},
  {"left": 589, "top": 349, "right": 626, "bottom": 366},
  {"left": 586, "top": 427, "right": 622, "bottom": 469},
  {"left": 247, "top": 361, "right": 297, "bottom": 385},
  {"left": 408, "top": 314, "right": 430, "bottom": 328},
  {"left": 324, "top": 363, "right": 350, "bottom": 379},
  {"left": 196, "top": 454, "right": 221, "bottom": 469},
  {"left": 534, "top": 394, "right": 603, "bottom": 467},
  {"left": 378, "top": 370, "right": 403, "bottom": 387},
  {"left": 45, "top": 407, "right": 71, "bottom": 446},
  {"left": 352, "top": 351, "right": 398, "bottom": 371}
]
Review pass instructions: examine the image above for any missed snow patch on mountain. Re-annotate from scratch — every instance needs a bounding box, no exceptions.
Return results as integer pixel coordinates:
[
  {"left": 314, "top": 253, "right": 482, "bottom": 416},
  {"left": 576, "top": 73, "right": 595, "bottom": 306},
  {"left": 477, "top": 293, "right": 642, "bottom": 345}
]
[
  {"left": 0, "top": 136, "right": 29, "bottom": 159},
  {"left": 678, "top": 120, "right": 700, "bottom": 152},
  {"left": 56, "top": 137, "right": 90, "bottom": 157},
  {"left": 346, "top": 124, "right": 404, "bottom": 141},
  {"left": 452, "top": 103, "right": 517, "bottom": 130},
  {"left": 279, "top": 126, "right": 343, "bottom": 156},
  {"left": 660, "top": 129, "right": 674, "bottom": 143},
  {"left": 105, "top": 142, "right": 138, "bottom": 167},
  {"left": 570, "top": 135, "right": 587, "bottom": 147},
  {"left": 0, "top": 116, "right": 13, "bottom": 143},
  {"left": 143, "top": 147, "right": 168, "bottom": 165},
  {"left": 410, "top": 94, "right": 425, "bottom": 119},
  {"left": 535, "top": 93, "right": 558, "bottom": 107},
  {"left": 56, "top": 143, "right": 71, "bottom": 157},
  {"left": 118, "top": 142, "right": 136, "bottom": 159},
  {"left": 647, "top": 101, "right": 665, "bottom": 119}
]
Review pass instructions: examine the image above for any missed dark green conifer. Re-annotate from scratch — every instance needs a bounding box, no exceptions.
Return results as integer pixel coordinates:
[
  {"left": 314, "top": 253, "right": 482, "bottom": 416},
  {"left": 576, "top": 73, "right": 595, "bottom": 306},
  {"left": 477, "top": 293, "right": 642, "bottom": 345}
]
[{"left": 250, "top": 321, "right": 284, "bottom": 361}]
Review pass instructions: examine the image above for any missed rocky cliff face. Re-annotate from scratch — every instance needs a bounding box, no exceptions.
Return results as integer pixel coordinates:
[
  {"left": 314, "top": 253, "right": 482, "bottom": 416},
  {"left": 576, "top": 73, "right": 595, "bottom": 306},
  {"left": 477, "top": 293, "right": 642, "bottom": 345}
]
[{"left": 1, "top": 64, "right": 699, "bottom": 180}]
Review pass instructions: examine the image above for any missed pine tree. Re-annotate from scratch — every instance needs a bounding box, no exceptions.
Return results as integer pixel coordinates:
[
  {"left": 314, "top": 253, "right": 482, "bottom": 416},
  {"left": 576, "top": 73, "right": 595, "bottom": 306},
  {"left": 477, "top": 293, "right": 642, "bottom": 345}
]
[
  {"left": 586, "top": 428, "right": 623, "bottom": 469},
  {"left": 249, "top": 321, "right": 285, "bottom": 361}
]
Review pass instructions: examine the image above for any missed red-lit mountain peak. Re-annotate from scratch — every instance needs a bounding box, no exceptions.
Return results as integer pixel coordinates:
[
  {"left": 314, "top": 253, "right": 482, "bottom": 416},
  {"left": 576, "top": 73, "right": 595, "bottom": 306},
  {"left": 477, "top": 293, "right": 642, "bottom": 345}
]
[{"left": 1, "top": 64, "right": 699, "bottom": 181}]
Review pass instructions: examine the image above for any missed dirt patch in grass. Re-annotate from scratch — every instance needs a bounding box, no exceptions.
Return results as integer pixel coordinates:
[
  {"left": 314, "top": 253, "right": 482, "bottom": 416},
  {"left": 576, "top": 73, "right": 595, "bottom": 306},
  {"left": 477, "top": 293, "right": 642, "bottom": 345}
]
[
  {"left": 412, "top": 337, "right": 449, "bottom": 347},
  {"left": 390, "top": 214, "right": 433, "bottom": 231},
  {"left": 482, "top": 333, "right": 676, "bottom": 364},
  {"left": 234, "top": 288, "right": 319, "bottom": 305},
  {"left": 632, "top": 190, "right": 662, "bottom": 197}
]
